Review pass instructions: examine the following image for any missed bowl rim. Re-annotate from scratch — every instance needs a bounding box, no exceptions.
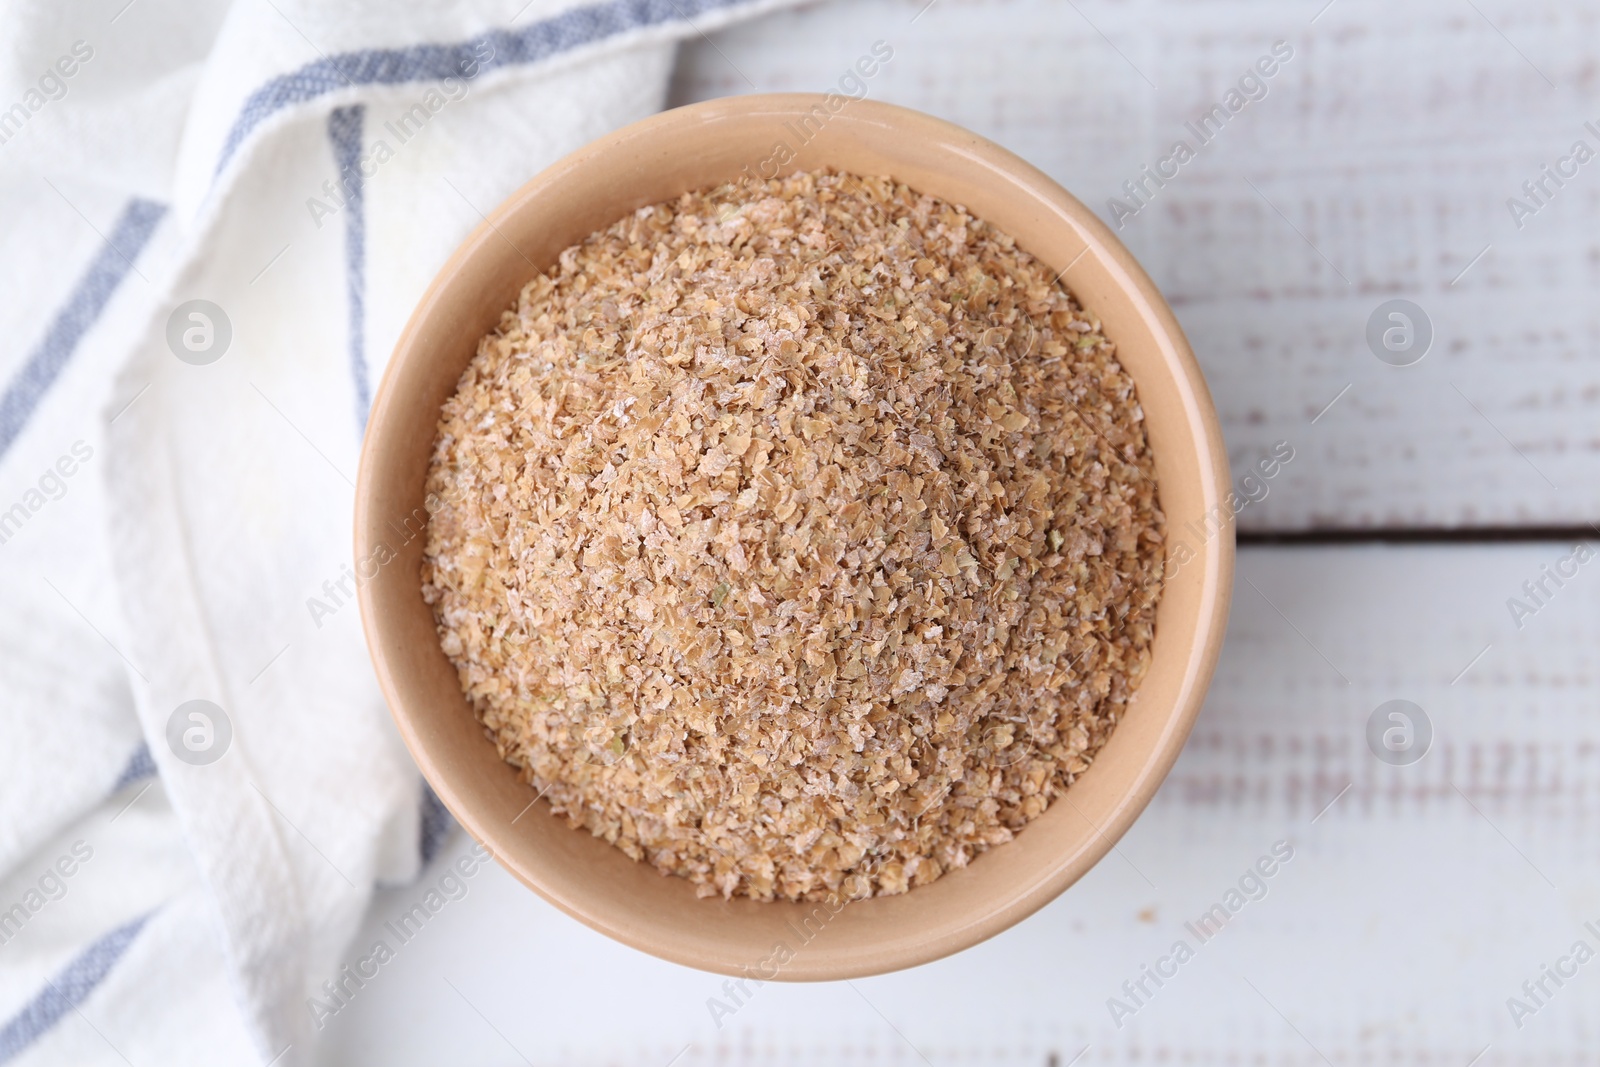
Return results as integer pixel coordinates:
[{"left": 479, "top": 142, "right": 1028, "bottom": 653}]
[{"left": 356, "top": 92, "right": 1234, "bottom": 979}]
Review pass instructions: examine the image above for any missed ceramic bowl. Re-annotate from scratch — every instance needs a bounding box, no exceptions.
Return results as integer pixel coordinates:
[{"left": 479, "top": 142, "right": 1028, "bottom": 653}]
[{"left": 355, "top": 94, "right": 1233, "bottom": 979}]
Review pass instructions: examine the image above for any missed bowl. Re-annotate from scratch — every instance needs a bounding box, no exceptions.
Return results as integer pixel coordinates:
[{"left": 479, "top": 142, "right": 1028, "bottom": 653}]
[{"left": 356, "top": 94, "right": 1233, "bottom": 979}]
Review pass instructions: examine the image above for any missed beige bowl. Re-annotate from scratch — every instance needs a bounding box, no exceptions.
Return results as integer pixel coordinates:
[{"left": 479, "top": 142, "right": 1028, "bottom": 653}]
[{"left": 356, "top": 94, "right": 1232, "bottom": 980}]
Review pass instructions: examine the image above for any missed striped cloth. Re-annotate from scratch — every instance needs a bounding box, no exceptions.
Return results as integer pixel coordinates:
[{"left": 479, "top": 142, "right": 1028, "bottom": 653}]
[{"left": 0, "top": 0, "right": 793, "bottom": 1063}]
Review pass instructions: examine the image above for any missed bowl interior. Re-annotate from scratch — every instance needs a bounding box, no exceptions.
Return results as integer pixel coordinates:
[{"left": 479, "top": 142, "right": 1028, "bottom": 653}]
[{"left": 356, "top": 94, "right": 1232, "bottom": 979}]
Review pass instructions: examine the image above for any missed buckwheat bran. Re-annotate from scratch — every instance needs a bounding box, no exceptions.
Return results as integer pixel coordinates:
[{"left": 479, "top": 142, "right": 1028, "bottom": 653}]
[{"left": 421, "top": 170, "right": 1164, "bottom": 902}]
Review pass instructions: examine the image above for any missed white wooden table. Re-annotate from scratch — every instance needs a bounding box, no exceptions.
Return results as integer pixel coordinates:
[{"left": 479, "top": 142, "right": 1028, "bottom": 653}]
[{"left": 325, "top": 1, "right": 1600, "bottom": 1062}]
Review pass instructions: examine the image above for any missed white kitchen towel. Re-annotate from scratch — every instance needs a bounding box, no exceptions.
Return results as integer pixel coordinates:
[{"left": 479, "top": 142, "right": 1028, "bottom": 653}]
[{"left": 0, "top": 0, "right": 796, "bottom": 1063}]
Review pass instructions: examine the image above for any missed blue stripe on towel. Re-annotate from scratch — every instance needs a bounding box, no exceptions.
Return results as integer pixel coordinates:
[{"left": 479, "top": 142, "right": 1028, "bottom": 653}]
[
  {"left": 327, "top": 105, "right": 371, "bottom": 434},
  {"left": 420, "top": 782, "right": 456, "bottom": 866},
  {"left": 0, "top": 912, "right": 155, "bottom": 1065},
  {"left": 213, "top": 0, "right": 762, "bottom": 180},
  {"left": 0, "top": 199, "right": 166, "bottom": 462},
  {"left": 111, "top": 742, "right": 157, "bottom": 793}
]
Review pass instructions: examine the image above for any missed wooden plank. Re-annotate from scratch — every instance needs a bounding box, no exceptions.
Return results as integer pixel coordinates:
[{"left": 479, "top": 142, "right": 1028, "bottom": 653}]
[
  {"left": 668, "top": 0, "right": 1600, "bottom": 531},
  {"left": 317, "top": 542, "right": 1600, "bottom": 1064}
]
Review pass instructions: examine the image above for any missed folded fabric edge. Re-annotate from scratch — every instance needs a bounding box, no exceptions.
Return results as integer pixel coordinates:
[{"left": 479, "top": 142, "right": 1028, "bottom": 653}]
[{"left": 184, "top": 0, "right": 807, "bottom": 233}]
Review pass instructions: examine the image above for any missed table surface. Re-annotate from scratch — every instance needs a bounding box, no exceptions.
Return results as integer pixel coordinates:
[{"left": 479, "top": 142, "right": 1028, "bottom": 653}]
[{"left": 325, "top": 1, "right": 1600, "bottom": 1062}]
